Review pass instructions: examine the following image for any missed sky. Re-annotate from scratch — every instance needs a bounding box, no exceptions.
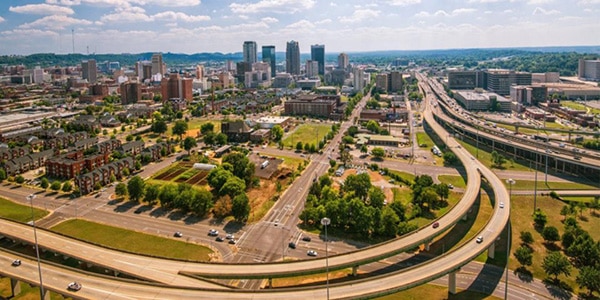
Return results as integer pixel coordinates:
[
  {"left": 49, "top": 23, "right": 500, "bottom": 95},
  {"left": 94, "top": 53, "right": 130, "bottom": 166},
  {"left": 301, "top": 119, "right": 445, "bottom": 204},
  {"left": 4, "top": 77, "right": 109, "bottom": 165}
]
[{"left": 0, "top": 0, "right": 599, "bottom": 55}]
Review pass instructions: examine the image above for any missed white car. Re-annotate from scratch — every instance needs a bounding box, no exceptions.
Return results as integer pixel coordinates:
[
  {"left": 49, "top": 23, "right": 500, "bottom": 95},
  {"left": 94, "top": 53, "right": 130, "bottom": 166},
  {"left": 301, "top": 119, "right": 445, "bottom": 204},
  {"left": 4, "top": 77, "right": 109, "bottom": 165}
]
[
  {"left": 226, "top": 234, "right": 234, "bottom": 240},
  {"left": 12, "top": 259, "right": 21, "bottom": 267},
  {"left": 499, "top": 202, "right": 504, "bottom": 209},
  {"left": 208, "top": 229, "right": 219, "bottom": 236},
  {"left": 67, "top": 282, "right": 82, "bottom": 291},
  {"left": 307, "top": 250, "right": 318, "bottom": 257},
  {"left": 476, "top": 236, "right": 484, "bottom": 243}
]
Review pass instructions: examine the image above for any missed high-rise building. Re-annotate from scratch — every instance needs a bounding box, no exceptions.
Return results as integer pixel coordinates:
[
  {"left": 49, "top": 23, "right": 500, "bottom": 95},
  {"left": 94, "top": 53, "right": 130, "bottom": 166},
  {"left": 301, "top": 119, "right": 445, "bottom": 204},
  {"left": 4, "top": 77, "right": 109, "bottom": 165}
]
[
  {"left": 32, "top": 66, "right": 44, "bottom": 84},
  {"left": 243, "top": 41, "right": 258, "bottom": 64},
  {"left": 81, "top": 59, "right": 97, "bottom": 83},
  {"left": 338, "top": 53, "right": 349, "bottom": 70},
  {"left": 161, "top": 73, "right": 193, "bottom": 102},
  {"left": 262, "top": 45, "right": 276, "bottom": 77},
  {"left": 306, "top": 60, "right": 319, "bottom": 79},
  {"left": 485, "top": 70, "right": 532, "bottom": 95},
  {"left": 196, "top": 65, "right": 205, "bottom": 80},
  {"left": 151, "top": 53, "right": 164, "bottom": 76},
  {"left": 286, "top": 40, "right": 300, "bottom": 75},
  {"left": 375, "top": 73, "right": 388, "bottom": 93},
  {"left": 389, "top": 71, "right": 403, "bottom": 93},
  {"left": 353, "top": 68, "right": 365, "bottom": 92},
  {"left": 579, "top": 59, "right": 600, "bottom": 81},
  {"left": 311, "top": 44, "right": 325, "bottom": 76},
  {"left": 121, "top": 81, "right": 142, "bottom": 105}
]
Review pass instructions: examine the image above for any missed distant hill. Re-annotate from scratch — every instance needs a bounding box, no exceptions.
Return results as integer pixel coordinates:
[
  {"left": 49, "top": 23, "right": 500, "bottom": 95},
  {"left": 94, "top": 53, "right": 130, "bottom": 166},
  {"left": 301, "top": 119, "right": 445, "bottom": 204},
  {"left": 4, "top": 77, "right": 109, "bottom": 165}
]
[{"left": 0, "top": 46, "right": 598, "bottom": 69}]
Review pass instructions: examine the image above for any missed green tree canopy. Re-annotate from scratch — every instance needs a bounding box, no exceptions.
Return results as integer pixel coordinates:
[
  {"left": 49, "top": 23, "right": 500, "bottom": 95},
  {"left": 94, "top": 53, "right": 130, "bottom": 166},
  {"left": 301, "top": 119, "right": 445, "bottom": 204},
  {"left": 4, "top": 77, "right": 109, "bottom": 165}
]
[{"left": 127, "top": 175, "right": 146, "bottom": 202}]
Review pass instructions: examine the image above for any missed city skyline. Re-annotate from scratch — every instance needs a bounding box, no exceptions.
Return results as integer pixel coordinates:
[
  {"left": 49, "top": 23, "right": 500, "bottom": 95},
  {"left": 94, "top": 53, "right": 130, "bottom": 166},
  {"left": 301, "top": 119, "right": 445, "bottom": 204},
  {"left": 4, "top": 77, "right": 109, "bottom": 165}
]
[{"left": 0, "top": 0, "right": 599, "bottom": 55}]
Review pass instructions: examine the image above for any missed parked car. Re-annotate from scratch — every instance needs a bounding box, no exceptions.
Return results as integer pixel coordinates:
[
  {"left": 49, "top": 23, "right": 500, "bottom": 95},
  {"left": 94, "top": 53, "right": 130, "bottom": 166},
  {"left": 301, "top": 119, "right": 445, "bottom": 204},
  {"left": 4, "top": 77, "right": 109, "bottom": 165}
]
[
  {"left": 67, "top": 282, "right": 82, "bottom": 291},
  {"left": 174, "top": 231, "right": 183, "bottom": 238},
  {"left": 307, "top": 250, "right": 318, "bottom": 257},
  {"left": 499, "top": 202, "right": 504, "bottom": 209},
  {"left": 12, "top": 259, "right": 21, "bottom": 267},
  {"left": 208, "top": 229, "right": 219, "bottom": 236},
  {"left": 216, "top": 236, "right": 224, "bottom": 242},
  {"left": 228, "top": 239, "right": 237, "bottom": 245},
  {"left": 226, "top": 234, "right": 234, "bottom": 240}
]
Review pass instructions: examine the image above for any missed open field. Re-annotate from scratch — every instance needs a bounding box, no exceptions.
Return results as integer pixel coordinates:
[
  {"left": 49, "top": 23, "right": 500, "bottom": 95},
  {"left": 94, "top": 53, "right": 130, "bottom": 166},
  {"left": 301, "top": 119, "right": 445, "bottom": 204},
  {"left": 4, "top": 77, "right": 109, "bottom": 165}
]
[
  {"left": 282, "top": 124, "right": 331, "bottom": 148},
  {"left": 416, "top": 132, "right": 435, "bottom": 148},
  {"left": 503, "top": 179, "right": 598, "bottom": 191},
  {"left": 562, "top": 101, "right": 600, "bottom": 115},
  {"left": 375, "top": 283, "right": 500, "bottom": 300},
  {"left": 0, "top": 197, "right": 48, "bottom": 223},
  {"left": 458, "top": 139, "right": 531, "bottom": 172},
  {"left": 508, "top": 195, "right": 600, "bottom": 295},
  {"left": 50, "top": 219, "right": 213, "bottom": 261},
  {"left": 438, "top": 175, "right": 466, "bottom": 189},
  {"left": 0, "top": 279, "right": 67, "bottom": 300}
]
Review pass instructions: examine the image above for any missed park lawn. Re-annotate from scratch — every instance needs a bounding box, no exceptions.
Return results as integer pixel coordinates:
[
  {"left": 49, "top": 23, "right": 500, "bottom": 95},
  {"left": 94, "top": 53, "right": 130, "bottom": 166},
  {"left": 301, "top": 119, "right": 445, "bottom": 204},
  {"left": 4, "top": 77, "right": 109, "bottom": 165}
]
[
  {"left": 508, "top": 195, "right": 600, "bottom": 295},
  {"left": 282, "top": 124, "right": 331, "bottom": 148},
  {"left": 0, "top": 197, "right": 48, "bottom": 223},
  {"left": 388, "top": 170, "right": 416, "bottom": 184},
  {"left": 50, "top": 219, "right": 213, "bottom": 261},
  {"left": 408, "top": 191, "right": 464, "bottom": 228},
  {"left": 560, "top": 196, "right": 596, "bottom": 203},
  {"left": 457, "top": 140, "right": 531, "bottom": 172},
  {"left": 504, "top": 179, "right": 598, "bottom": 191},
  {"left": 0, "top": 279, "right": 67, "bottom": 300},
  {"left": 270, "top": 154, "right": 305, "bottom": 170},
  {"left": 375, "top": 283, "right": 500, "bottom": 300},
  {"left": 392, "top": 186, "right": 413, "bottom": 206},
  {"left": 562, "top": 101, "right": 600, "bottom": 115},
  {"left": 438, "top": 175, "right": 466, "bottom": 189},
  {"left": 416, "top": 132, "right": 435, "bottom": 148}
]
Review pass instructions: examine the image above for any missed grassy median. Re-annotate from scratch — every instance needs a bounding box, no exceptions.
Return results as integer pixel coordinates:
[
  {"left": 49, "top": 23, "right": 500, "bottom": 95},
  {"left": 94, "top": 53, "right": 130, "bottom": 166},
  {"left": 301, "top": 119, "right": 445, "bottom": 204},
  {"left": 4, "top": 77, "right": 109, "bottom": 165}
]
[
  {"left": 0, "top": 197, "right": 48, "bottom": 223},
  {"left": 50, "top": 219, "right": 213, "bottom": 261}
]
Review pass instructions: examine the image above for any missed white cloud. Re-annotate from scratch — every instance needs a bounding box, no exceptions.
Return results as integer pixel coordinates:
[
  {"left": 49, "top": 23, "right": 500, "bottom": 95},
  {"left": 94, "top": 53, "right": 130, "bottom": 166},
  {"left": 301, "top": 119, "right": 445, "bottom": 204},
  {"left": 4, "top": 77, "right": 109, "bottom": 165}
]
[
  {"left": 578, "top": 0, "right": 600, "bottom": 4},
  {"left": 528, "top": 0, "right": 554, "bottom": 4},
  {"left": 229, "top": 0, "right": 315, "bottom": 14},
  {"left": 330, "top": 2, "right": 337, "bottom": 6},
  {"left": 9, "top": 4, "right": 75, "bottom": 15},
  {"left": 339, "top": 9, "right": 380, "bottom": 23},
  {"left": 0, "top": 17, "right": 4, "bottom": 23},
  {"left": 19, "top": 15, "right": 93, "bottom": 30},
  {"left": 261, "top": 17, "right": 279, "bottom": 24},
  {"left": 100, "top": 11, "right": 152, "bottom": 22},
  {"left": 0, "top": 29, "right": 59, "bottom": 38},
  {"left": 433, "top": 10, "right": 450, "bottom": 17},
  {"left": 532, "top": 7, "right": 560, "bottom": 15},
  {"left": 315, "top": 19, "right": 332, "bottom": 25},
  {"left": 452, "top": 8, "right": 477, "bottom": 15},
  {"left": 286, "top": 20, "right": 315, "bottom": 29},
  {"left": 387, "top": 0, "right": 421, "bottom": 6},
  {"left": 46, "top": 0, "right": 82, "bottom": 5},
  {"left": 416, "top": 8, "right": 475, "bottom": 18},
  {"left": 141, "top": 0, "right": 201, "bottom": 7},
  {"left": 153, "top": 11, "right": 210, "bottom": 22}
]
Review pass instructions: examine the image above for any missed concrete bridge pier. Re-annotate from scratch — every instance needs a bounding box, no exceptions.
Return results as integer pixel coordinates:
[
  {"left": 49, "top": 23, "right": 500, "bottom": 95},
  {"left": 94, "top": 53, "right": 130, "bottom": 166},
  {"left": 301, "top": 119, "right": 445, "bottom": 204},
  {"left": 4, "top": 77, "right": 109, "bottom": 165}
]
[
  {"left": 10, "top": 278, "right": 21, "bottom": 297},
  {"left": 114, "top": 270, "right": 120, "bottom": 277},
  {"left": 462, "top": 214, "right": 468, "bottom": 221},
  {"left": 488, "top": 242, "right": 496, "bottom": 259},
  {"left": 43, "top": 289, "right": 52, "bottom": 300},
  {"left": 267, "top": 277, "right": 273, "bottom": 288},
  {"left": 352, "top": 265, "right": 359, "bottom": 276},
  {"left": 424, "top": 240, "right": 431, "bottom": 251},
  {"left": 448, "top": 271, "right": 457, "bottom": 294}
]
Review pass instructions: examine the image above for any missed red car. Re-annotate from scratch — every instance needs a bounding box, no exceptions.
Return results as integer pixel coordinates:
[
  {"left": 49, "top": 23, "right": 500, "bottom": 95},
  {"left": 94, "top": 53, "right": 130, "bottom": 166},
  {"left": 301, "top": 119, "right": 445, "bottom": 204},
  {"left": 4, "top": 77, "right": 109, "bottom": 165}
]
[{"left": 432, "top": 222, "right": 440, "bottom": 229}]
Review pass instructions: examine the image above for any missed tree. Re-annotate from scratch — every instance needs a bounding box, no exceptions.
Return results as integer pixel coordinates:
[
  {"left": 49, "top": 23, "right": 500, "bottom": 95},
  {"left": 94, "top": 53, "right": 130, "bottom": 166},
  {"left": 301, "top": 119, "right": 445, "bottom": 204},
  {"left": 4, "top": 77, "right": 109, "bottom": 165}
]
[
  {"left": 219, "top": 176, "right": 246, "bottom": 198},
  {"left": 40, "top": 177, "right": 49, "bottom": 189},
  {"left": 0, "top": 169, "right": 6, "bottom": 182},
  {"left": 271, "top": 125, "right": 284, "bottom": 141},
  {"left": 514, "top": 246, "right": 533, "bottom": 267},
  {"left": 232, "top": 193, "right": 250, "bottom": 222},
  {"left": 172, "top": 120, "right": 188, "bottom": 141},
  {"left": 371, "top": 147, "right": 385, "bottom": 159},
  {"left": 576, "top": 266, "right": 600, "bottom": 297},
  {"left": 200, "top": 122, "right": 214, "bottom": 135},
  {"left": 296, "top": 141, "right": 303, "bottom": 152},
  {"left": 215, "top": 133, "right": 228, "bottom": 145},
  {"left": 61, "top": 181, "right": 72, "bottom": 192},
  {"left": 222, "top": 152, "right": 254, "bottom": 184},
  {"left": 520, "top": 231, "right": 534, "bottom": 245},
  {"left": 360, "top": 144, "right": 368, "bottom": 154},
  {"left": 115, "top": 182, "right": 128, "bottom": 197},
  {"left": 151, "top": 119, "right": 167, "bottom": 136},
  {"left": 442, "top": 152, "right": 458, "bottom": 165},
  {"left": 560, "top": 205, "right": 570, "bottom": 221},
  {"left": 542, "top": 226, "right": 560, "bottom": 244},
  {"left": 378, "top": 206, "right": 399, "bottom": 237},
  {"left": 542, "top": 251, "right": 572, "bottom": 280},
  {"left": 533, "top": 209, "right": 548, "bottom": 229},
  {"left": 491, "top": 150, "right": 506, "bottom": 168},
  {"left": 590, "top": 196, "right": 600, "bottom": 215},
  {"left": 203, "top": 131, "right": 215, "bottom": 145},
  {"left": 144, "top": 184, "right": 160, "bottom": 204},
  {"left": 207, "top": 167, "right": 234, "bottom": 192},
  {"left": 50, "top": 181, "right": 61, "bottom": 191},
  {"left": 366, "top": 120, "right": 380, "bottom": 133},
  {"left": 343, "top": 173, "right": 372, "bottom": 200},
  {"left": 127, "top": 176, "right": 145, "bottom": 202},
  {"left": 183, "top": 137, "right": 197, "bottom": 155},
  {"left": 15, "top": 175, "right": 25, "bottom": 184},
  {"left": 347, "top": 126, "right": 358, "bottom": 137}
]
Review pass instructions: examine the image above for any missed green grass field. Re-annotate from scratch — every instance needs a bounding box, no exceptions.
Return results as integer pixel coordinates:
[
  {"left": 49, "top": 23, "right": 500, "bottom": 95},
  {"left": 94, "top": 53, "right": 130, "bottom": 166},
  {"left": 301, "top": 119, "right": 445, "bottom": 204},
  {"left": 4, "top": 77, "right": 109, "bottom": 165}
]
[
  {"left": 0, "top": 197, "right": 48, "bottom": 223},
  {"left": 0, "top": 279, "right": 66, "bottom": 300},
  {"left": 457, "top": 139, "right": 532, "bottom": 172},
  {"left": 508, "top": 195, "right": 600, "bottom": 295},
  {"left": 504, "top": 179, "right": 598, "bottom": 190},
  {"left": 51, "top": 219, "right": 213, "bottom": 261},
  {"left": 562, "top": 101, "right": 600, "bottom": 115},
  {"left": 416, "top": 132, "right": 435, "bottom": 148},
  {"left": 438, "top": 175, "right": 466, "bottom": 189},
  {"left": 375, "top": 283, "right": 500, "bottom": 300},
  {"left": 282, "top": 124, "right": 331, "bottom": 148}
]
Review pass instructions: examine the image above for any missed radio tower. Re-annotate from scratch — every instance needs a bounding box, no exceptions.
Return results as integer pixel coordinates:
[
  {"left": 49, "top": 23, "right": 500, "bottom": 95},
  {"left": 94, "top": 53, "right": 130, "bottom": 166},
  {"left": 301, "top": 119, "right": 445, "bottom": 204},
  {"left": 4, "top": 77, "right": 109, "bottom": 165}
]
[{"left": 71, "top": 29, "right": 75, "bottom": 54}]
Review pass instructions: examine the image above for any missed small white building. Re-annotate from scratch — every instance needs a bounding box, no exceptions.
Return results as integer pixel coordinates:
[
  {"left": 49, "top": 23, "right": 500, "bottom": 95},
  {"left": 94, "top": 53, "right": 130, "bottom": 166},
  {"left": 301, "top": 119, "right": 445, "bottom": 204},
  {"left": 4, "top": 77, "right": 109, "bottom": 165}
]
[{"left": 255, "top": 116, "right": 291, "bottom": 129}]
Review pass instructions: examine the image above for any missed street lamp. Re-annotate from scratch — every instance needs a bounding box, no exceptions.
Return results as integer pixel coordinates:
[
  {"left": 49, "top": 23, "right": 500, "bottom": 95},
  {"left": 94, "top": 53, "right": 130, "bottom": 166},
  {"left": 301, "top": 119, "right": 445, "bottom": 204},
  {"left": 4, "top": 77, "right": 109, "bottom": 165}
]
[
  {"left": 321, "top": 217, "right": 331, "bottom": 300},
  {"left": 505, "top": 179, "right": 515, "bottom": 300},
  {"left": 28, "top": 194, "right": 45, "bottom": 299}
]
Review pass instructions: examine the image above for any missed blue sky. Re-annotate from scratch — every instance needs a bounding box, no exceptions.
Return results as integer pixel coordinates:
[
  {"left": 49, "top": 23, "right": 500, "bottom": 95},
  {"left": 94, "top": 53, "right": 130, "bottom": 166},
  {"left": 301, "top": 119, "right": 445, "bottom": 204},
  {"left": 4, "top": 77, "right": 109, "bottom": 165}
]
[{"left": 0, "top": 0, "right": 599, "bottom": 55}]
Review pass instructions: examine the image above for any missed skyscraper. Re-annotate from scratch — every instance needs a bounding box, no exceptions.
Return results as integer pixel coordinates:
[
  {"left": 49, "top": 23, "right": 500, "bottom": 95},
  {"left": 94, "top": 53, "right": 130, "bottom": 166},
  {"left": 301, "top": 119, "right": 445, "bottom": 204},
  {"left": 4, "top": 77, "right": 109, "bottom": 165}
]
[
  {"left": 243, "top": 41, "right": 258, "bottom": 64},
  {"left": 151, "top": 53, "right": 164, "bottom": 76},
  {"left": 286, "top": 40, "right": 300, "bottom": 75},
  {"left": 311, "top": 44, "right": 325, "bottom": 76},
  {"left": 81, "top": 59, "right": 97, "bottom": 83},
  {"left": 338, "top": 53, "right": 349, "bottom": 70},
  {"left": 262, "top": 45, "right": 276, "bottom": 77},
  {"left": 306, "top": 60, "right": 319, "bottom": 78}
]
